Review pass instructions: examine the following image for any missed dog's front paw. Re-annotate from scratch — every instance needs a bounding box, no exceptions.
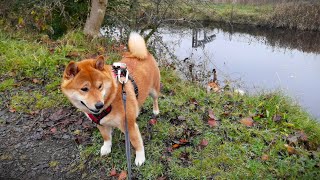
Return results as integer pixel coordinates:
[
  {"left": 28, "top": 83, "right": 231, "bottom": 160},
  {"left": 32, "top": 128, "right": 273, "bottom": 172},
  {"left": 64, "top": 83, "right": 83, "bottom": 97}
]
[
  {"left": 100, "top": 140, "right": 112, "bottom": 156},
  {"left": 135, "top": 150, "right": 145, "bottom": 166}
]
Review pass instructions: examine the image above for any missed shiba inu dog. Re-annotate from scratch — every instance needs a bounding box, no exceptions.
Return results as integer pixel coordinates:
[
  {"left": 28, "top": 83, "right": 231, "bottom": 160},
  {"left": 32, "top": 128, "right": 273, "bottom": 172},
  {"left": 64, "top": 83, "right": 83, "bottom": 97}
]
[{"left": 61, "top": 32, "right": 160, "bottom": 166}]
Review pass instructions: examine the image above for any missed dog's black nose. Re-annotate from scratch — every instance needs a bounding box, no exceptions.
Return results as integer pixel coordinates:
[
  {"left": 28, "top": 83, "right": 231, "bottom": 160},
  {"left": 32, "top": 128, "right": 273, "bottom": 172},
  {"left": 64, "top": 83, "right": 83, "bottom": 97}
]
[{"left": 95, "top": 102, "right": 104, "bottom": 110}]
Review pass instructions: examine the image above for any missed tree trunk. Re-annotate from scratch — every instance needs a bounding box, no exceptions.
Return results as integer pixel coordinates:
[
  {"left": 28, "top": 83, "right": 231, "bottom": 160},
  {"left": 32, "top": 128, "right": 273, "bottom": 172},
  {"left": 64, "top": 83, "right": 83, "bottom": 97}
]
[{"left": 84, "top": 0, "right": 108, "bottom": 37}]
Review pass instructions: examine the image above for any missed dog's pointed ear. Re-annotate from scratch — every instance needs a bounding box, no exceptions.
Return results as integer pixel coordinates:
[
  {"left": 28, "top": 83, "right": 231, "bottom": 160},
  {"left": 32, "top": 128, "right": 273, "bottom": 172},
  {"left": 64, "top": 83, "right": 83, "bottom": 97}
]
[
  {"left": 64, "top": 61, "right": 78, "bottom": 80},
  {"left": 95, "top": 55, "right": 105, "bottom": 71}
]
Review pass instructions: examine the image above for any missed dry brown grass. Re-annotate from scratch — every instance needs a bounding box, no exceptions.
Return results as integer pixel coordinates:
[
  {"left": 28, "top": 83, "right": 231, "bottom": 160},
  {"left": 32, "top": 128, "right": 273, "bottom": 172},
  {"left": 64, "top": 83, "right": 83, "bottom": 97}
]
[{"left": 270, "top": 2, "right": 320, "bottom": 31}]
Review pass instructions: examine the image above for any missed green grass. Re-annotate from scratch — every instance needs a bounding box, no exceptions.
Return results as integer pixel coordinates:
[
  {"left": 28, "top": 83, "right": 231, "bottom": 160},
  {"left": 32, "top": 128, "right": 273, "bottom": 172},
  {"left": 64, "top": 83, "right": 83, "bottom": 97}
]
[
  {"left": 0, "top": 28, "right": 123, "bottom": 112},
  {"left": 1, "top": 28, "right": 319, "bottom": 179}
]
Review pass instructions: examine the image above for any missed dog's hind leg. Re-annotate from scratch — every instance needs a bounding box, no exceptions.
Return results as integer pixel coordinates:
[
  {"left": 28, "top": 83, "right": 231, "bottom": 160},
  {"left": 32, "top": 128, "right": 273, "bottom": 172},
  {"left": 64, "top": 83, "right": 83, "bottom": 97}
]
[
  {"left": 97, "top": 125, "right": 113, "bottom": 156},
  {"left": 150, "top": 89, "right": 159, "bottom": 115}
]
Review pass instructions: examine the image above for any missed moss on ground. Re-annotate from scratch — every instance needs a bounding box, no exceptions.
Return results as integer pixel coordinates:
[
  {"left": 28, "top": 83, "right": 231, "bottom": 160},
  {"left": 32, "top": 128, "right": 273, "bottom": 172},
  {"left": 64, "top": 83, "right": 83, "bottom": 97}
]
[{"left": 1, "top": 29, "right": 319, "bottom": 179}]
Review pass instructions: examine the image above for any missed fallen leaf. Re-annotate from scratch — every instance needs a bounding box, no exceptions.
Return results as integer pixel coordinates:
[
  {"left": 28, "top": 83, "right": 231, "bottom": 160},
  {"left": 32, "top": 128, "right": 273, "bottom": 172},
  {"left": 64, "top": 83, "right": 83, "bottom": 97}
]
[
  {"left": 149, "top": 119, "right": 157, "bottom": 125},
  {"left": 284, "top": 144, "right": 296, "bottom": 155},
  {"left": 179, "top": 139, "right": 188, "bottom": 144},
  {"left": 157, "top": 176, "right": 167, "bottom": 180},
  {"left": 200, "top": 139, "right": 209, "bottom": 147},
  {"left": 298, "top": 131, "right": 308, "bottom": 142},
  {"left": 240, "top": 117, "right": 254, "bottom": 127},
  {"left": 172, "top": 144, "right": 180, "bottom": 149},
  {"left": 110, "top": 168, "right": 117, "bottom": 177},
  {"left": 50, "top": 127, "right": 57, "bottom": 134},
  {"left": 287, "top": 134, "right": 298, "bottom": 145},
  {"left": 32, "top": 78, "right": 40, "bottom": 84},
  {"left": 261, "top": 154, "right": 269, "bottom": 161},
  {"left": 208, "top": 109, "right": 217, "bottom": 120},
  {"left": 29, "top": 110, "right": 40, "bottom": 115},
  {"left": 9, "top": 108, "right": 16, "bottom": 113},
  {"left": 189, "top": 98, "right": 198, "bottom": 106},
  {"left": 208, "top": 119, "right": 219, "bottom": 128},
  {"left": 273, "top": 114, "right": 282, "bottom": 122},
  {"left": 118, "top": 170, "right": 127, "bottom": 180}
]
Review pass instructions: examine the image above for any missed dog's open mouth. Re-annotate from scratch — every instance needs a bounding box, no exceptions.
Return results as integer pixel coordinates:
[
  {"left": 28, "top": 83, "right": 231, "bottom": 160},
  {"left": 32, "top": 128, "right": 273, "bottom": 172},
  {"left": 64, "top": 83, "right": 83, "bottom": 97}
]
[{"left": 80, "top": 101, "right": 100, "bottom": 114}]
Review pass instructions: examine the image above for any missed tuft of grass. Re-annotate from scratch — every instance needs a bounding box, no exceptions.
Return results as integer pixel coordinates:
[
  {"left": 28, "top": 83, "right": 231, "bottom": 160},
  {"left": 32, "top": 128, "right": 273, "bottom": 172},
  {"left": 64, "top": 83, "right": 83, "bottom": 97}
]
[{"left": 0, "top": 78, "right": 15, "bottom": 91}]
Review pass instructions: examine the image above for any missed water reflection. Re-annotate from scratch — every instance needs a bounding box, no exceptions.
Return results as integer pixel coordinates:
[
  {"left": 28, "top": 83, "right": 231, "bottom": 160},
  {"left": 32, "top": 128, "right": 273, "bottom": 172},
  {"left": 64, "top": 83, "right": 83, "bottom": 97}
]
[
  {"left": 156, "top": 24, "right": 320, "bottom": 120},
  {"left": 209, "top": 24, "right": 320, "bottom": 54},
  {"left": 192, "top": 29, "right": 216, "bottom": 48}
]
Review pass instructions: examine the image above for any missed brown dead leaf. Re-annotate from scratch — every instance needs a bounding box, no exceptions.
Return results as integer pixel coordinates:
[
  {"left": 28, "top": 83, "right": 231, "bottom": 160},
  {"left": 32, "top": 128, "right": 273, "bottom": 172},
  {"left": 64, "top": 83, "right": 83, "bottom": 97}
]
[
  {"left": 157, "top": 176, "right": 168, "bottom": 180},
  {"left": 9, "top": 108, "right": 16, "bottom": 113},
  {"left": 50, "top": 127, "right": 57, "bottom": 134},
  {"left": 200, "top": 139, "right": 209, "bottom": 147},
  {"left": 172, "top": 144, "right": 180, "bottom": 149},
  {"left": 287, "top": 134, "right": 298, "bottom": 145},
  {"left": 208, "top": 119, "right": 219, "bottom": 128},
  {"left": 208, "top": 109, "right": 217, "bottom": 120},
  {"left": 29, "top": 110, "right": 40, "bottom": 115},
  {"left": 273, "top": 114, "right": 282, "bottom": 122},
  {"left": 298, "top": 131, "right": 308, "bottom": 142},
  {"left": 179, "top": 139, "right": 188, "bottom": 144},
  {"left": 32, "top": 78, "right": 40, "bottom": 84},
  {"left": 149, "top": 119, "right": 157, "bottom": 125},
  {"left": 109, "top": 167, "right": 117, "bottom": 177},
  {"left": 261, "top": 154, "right": 269, "bottom": 161},
  {"left": 240, "top": 117, "right": 254, "bottom": 127},
  {"left": 189, "top": 98, "right": 198, "bottom": 106},
  {"left": 118, "top": 170, "right": 127, "bottom": 180},
  {"left": 284, "top": 144, "right": 296, "bottom": 155}
]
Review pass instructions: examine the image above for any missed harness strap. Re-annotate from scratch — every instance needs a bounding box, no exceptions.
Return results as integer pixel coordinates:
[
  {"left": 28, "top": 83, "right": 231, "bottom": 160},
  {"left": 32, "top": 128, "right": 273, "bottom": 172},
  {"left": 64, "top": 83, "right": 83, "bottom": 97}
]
[{"left": 128, "top": 75, "right": 139, "bottom": 98}]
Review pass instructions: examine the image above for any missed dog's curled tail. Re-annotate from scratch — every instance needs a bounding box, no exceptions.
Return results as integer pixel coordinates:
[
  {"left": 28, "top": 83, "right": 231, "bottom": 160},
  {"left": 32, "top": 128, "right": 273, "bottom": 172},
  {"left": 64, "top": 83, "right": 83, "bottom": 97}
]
[{"left": 128, "top": 32, "right": 148, "bottom": 60}]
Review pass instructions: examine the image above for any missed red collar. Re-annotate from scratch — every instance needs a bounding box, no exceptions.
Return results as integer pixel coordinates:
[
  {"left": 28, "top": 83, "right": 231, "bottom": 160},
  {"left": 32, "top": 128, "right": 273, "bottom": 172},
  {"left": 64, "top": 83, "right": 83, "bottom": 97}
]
[{"left": 87, "top": 106, "right": 112, "bottom": 125}]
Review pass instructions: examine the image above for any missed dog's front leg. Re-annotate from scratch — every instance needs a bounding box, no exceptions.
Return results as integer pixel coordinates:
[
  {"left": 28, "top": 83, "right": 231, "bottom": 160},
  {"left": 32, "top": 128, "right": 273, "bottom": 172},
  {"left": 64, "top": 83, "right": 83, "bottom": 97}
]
[
  {"left": 128, "top": 122, "right": 145, "bottom": 166},
  {"left": 97, "top": 125, "right": 113, "bottom": 156}
]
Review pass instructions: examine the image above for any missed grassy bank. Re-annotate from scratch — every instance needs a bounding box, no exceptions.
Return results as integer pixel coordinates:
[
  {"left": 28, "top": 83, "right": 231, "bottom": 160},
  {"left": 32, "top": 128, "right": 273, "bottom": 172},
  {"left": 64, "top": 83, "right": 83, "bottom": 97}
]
[
  {"left": 141, "top": 1, "right": 320, "bottom": 31},
  {"left": 1, "top": 29, "right": 320, "bottom": 179}
]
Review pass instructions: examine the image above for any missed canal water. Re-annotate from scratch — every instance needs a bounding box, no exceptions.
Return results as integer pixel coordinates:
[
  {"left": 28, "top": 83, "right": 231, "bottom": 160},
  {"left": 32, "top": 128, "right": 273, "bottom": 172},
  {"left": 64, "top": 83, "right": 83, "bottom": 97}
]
[{"left": 155, "top": 24, "right": 320, "bottom": 119}]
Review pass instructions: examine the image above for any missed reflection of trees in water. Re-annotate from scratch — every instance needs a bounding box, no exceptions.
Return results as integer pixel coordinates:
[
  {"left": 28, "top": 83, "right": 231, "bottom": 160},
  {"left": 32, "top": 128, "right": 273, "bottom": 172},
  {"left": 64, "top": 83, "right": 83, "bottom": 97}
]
[
  {"left": 215, "top": 24, "right": 320, "bottom": 54},
  {"left": 192, "top": 29, "right": 216, "bottom": 48}
]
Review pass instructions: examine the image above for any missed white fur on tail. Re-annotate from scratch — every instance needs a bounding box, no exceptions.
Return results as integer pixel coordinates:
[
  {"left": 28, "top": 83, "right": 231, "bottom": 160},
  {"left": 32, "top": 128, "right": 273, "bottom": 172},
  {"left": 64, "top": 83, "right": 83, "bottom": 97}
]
[{"left": 128, "top": 32, "right": 148, "bottom": 60}]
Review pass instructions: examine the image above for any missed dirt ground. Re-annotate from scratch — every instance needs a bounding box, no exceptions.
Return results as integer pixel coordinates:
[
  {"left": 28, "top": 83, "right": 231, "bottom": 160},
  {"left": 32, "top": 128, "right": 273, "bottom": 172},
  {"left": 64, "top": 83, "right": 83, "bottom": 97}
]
[{"left": 0, "top": 106, "right": 98, "bottom": 180}]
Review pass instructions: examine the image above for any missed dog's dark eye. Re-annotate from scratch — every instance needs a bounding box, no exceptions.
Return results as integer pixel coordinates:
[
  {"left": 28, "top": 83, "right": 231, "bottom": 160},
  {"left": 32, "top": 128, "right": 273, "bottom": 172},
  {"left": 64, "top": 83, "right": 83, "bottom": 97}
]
[
  {"left": 98, "top": 84, "right": 102, "bottom": 89},
  {"left": 81, "top": 87, "right": 89, "bottom": 92}
]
